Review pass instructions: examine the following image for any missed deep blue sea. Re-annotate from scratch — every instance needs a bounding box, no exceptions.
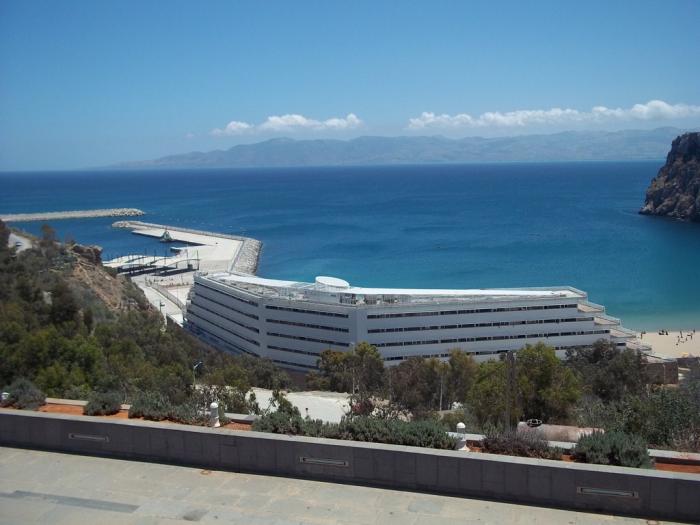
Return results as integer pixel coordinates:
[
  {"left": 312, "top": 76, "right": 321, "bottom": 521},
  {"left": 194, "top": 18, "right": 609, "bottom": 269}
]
[{"left": 2, "top": 162, "right": 699, "bottom": 330}]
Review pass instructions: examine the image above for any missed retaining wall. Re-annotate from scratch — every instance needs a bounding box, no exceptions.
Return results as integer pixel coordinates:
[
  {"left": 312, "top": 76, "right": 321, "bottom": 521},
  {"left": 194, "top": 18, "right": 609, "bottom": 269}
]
[{"left": 0, "top": 409, "right": 698, "bottom": 521}]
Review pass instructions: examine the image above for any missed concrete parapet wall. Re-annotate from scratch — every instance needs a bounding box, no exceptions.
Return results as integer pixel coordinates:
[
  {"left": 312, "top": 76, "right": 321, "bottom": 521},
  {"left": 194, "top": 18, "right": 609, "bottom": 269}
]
[{"left": 0, "top": 409, "right": 698, "bottom": 521}]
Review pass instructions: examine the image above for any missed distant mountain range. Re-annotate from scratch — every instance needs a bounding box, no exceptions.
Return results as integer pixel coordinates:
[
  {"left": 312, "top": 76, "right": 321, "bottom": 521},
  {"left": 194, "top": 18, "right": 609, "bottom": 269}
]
[{"left": 113, "top": 127, "right": 691, "bottom": 170}]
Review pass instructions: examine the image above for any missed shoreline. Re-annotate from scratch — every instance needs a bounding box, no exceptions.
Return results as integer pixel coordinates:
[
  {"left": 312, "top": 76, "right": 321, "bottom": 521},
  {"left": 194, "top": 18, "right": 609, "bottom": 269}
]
[{"left": 636, "top": 328, "right": 700, "bottom": 358}]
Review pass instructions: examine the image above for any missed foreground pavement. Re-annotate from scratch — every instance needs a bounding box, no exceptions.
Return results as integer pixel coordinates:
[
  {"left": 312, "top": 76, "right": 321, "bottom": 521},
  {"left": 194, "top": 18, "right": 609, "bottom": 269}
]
[{"left": 0, "top": 447, "right": 682, "bottom": 525}]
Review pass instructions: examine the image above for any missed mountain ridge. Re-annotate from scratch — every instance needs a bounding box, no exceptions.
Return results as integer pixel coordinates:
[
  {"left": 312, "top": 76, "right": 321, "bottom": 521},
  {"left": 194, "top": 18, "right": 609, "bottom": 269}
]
[{"left": 112, "top": 127, "right": 692, "bottom": 170}]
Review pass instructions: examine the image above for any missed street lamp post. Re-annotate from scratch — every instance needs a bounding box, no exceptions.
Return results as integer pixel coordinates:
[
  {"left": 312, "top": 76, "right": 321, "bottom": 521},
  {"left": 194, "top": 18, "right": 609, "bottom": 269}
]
[{"left": 193, "top": 361, "right": 203, "bottom": 388}]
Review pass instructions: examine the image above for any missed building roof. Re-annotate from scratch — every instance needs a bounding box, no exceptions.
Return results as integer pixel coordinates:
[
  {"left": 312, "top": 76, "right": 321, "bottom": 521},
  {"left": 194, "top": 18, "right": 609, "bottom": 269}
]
[{"left": 200, "top": 272, "right": 586, "bottom": 304}]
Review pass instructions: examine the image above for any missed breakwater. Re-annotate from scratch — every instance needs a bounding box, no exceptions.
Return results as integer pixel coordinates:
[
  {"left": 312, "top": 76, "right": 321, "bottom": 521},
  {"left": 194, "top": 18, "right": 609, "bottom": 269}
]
[
  {"left": 1, "top": 208, "right": 144, "bottom": 222},
  {"left": 111, "top": 220, "right": 261, "bottom": 275}
]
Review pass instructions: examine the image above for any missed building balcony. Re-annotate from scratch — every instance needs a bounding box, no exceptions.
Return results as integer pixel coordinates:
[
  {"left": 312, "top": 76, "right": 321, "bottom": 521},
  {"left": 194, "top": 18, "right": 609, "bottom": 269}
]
[
  {"left": 610, "top": 326, "right": 638, "bottom": 339},
  {"left": 578, "top": 301, "right": 604, "bottom": 314},
  {"left": 594, "top": 314, "right": 621, "bottom": 326}
]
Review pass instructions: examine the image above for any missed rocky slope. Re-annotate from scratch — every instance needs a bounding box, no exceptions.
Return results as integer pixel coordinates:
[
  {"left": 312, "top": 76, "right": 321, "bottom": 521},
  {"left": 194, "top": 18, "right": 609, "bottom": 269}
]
[{"left": 640, "top": 132, "right": 700, "bottom": 221}]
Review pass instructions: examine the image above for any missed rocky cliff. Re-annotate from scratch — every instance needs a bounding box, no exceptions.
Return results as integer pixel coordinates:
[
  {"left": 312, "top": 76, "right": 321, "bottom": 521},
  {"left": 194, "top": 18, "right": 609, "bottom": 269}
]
[{"left": 640, "top": 132, "right": 700, "bottom": 221}]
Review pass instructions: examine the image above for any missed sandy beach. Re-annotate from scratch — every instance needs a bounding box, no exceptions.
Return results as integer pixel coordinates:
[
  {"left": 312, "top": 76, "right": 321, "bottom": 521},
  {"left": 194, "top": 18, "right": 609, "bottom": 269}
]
[{"left": 637, "top": 329, "right": 700, "bottom": 358}]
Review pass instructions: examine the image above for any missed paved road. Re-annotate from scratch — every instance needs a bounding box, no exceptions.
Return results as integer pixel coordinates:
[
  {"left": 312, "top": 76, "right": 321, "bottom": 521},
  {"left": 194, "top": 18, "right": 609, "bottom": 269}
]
[
  {"left": 8, "top": 232, "right": 32, "bottom": 252},
  {"left": 0, "top": 447, "right": 679, "bottom": 525},
  {"left": 252, "top": 388, "right": 350, "bottom": 423}
]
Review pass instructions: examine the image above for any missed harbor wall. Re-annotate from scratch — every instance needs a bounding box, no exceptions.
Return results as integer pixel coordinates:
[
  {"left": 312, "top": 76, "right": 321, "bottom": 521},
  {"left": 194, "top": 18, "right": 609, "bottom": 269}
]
[
  {"left": 0, "top": 409, "right": 698, "bottom": 521},
  {"left": 2, "top": 208, "right": 144, "bottom": 222},
  {"left": 112, "top": 220, "right": 261, "bottom": 274}
]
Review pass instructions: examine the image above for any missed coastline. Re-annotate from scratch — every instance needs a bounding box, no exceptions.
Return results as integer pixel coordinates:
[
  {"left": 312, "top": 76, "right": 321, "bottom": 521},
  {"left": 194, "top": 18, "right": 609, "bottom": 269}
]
[{"left": 636, "top": 329, "right": 700, "bottom": 358}]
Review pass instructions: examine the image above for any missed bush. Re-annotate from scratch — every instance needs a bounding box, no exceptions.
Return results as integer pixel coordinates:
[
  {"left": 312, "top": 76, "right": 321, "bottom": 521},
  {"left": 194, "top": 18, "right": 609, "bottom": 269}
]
[
  {"left": 1, "top": 378, "right": 45, "bottom": 410},
  {"left": 573, "top": 431, "right": 652, "bottom": 468},
  {"left": 195, "top": 384, "right": 258, "bottom": 416},
  {"left": 63, "top": 384, "right": 92, "bottom": 401},
  {"left": 84, "top": 391, "right": 122, "bottom": 416},
  {"left": 574, "top": 383, "right": 700, "bottom": 452},
  {"left": 482, "top": 428, "right": 562, "bottom": 460},
  {"left": 252, "top": 412, "right": 457, "bottom": 450},
  {"left": 440, "top": 408, "right": 480, "bottom": 433},
  {"left": 253, "top": 410, "right": 305, "bottom": 435},
  {"left": 128, "top": 391, "right": 171, "bottom": 421},
  {"left": 167, "top": 400, "right": 209, "bottom": 426},
  {"left": 128, "top": 387, "right": 257, "bottom": 426},
  {"left": 128, "top": 392, "right": 210, "bottom": 425}
]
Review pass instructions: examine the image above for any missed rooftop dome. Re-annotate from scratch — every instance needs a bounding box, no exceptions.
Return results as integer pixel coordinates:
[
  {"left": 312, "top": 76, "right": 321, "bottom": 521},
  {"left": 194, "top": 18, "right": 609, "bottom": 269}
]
[{"left": 315, "top": 276, "right": 350, "bottom": 290}]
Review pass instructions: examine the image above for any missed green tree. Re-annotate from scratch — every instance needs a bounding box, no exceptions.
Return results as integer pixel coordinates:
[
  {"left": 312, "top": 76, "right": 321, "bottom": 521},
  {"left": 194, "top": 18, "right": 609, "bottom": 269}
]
[
  {"left": 347, "top": 342, "right": 385, "bottom": 403},
  {"left": 0, "top": 220, "right": 9, "bottom": 251},
  {"left": 468, "top": 343, "right": 581, "bottom": 427},
  {"left": 387, "top": 357, "right": 438, "bottom": 416},
  {"left": 566, "top": 340, "right": 646, "bottom": 403},
  {"left": 316, "top": 349, "right": 353, "bottom": 392},
  {"left": 467, "top": 360, "right": 516, "bottom": 427},
  {"left": 49, "top": 281, "right": 79, "bottom": 326},
  {"left": 516, "top": 342, "right": 581, "bottom": 422},
  {"left": 446, "top": 349, "right": 477, "bottom": 406}
]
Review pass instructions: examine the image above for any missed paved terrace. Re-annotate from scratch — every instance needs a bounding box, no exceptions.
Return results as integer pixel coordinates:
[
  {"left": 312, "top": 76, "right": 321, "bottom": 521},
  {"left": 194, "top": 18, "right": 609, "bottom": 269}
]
[{"left": 0, "top": 447, "right": 677, "bottom": 525}]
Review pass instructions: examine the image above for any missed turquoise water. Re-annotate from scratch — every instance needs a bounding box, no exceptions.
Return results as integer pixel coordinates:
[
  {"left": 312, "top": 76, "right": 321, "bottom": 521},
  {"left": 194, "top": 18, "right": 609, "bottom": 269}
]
[{"left": 1, "top": 162, "right": 699, "bottom": 330}]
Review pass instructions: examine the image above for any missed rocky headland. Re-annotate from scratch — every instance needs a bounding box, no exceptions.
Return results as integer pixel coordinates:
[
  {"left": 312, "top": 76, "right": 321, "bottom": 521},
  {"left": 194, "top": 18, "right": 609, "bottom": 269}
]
[{"left": 640, "top": 132, "right": 700, "bottom": 222}]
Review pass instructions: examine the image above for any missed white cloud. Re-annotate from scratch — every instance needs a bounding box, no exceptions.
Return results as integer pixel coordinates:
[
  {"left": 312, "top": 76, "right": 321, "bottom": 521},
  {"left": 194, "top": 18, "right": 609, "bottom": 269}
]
[
  {"left": 407, "top": 100, "right": 700, "bottom": 130},
  {"left": 210, "top": 120, "right": 253, "bottom": 136},
  {"left": 211, "top": 113, "right": 362, "bottom": 136}
]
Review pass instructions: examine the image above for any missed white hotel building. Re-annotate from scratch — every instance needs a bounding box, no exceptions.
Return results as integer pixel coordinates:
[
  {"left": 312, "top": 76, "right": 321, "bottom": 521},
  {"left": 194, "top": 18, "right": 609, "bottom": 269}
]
[{"left": 184, "top": 273, "right": 641, "bottom": 371}]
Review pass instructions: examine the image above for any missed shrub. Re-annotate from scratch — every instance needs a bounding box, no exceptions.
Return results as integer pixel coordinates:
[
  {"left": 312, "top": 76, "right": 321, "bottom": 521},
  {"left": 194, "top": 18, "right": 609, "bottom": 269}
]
[
  {"left": 482, "top": 428, "right": 562, "bottom": 460},
  {"left": 167, "top": 400, "right": 207, "bottom": 425},
  {"left": 346, "top": 417, "right": 456, "bottom": 449},
  {"left": 128, "top": 388, "right": 253, "bottom": 426},
  {"left": 252, "top": 412, "right": 456, "bottom": 450},
  {"left": 128, "top": 391, "right": 171, "bottom": 421},
  {"left": 440, "top": 408, "right": 480, "bottom": 433},
  {"left": 573, "top": 431, "right": 652, "bottom": 468},
  {"left": 574, "top": 384, "right": 700, "bottom": 453},
  {"left": 84, "top": 391, "right": 122, "bottom": 416},
  {"left": 253, "top": 410, "right": 304, "bottom": 435},
  {"left": 63, "top": 384, "right": 92, "bottom": 401},
  {"left": 195, "top": 384, "right": 258, "bottom": 416},
  {"left": 1, "top": 378, "right": 45, "bottom": 410}
]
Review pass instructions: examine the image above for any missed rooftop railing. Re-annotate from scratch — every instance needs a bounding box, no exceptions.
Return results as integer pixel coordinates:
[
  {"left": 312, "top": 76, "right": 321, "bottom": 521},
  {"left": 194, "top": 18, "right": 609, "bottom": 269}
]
[{"left": 203, "top": 276, "right": 586, "bottom": 308}]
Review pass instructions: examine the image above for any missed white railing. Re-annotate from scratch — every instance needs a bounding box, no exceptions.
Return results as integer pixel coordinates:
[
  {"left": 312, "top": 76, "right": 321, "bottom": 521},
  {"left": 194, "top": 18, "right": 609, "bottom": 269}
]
[{"left": 151, "top": 282, "right": 186, "bottom": 311}]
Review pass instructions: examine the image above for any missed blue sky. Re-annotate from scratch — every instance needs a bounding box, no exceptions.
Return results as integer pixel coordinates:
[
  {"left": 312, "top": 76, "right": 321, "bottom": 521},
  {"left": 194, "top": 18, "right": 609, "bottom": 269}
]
[{"left": 1, "top": 0, "right": 699, "bottom": 170}]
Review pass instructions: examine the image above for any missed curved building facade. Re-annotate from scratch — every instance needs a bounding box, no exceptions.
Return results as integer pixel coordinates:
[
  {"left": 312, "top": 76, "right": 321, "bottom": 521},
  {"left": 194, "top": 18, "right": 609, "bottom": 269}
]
[{"left": 185, "top": 272, "right": 641, "bottom": 371}]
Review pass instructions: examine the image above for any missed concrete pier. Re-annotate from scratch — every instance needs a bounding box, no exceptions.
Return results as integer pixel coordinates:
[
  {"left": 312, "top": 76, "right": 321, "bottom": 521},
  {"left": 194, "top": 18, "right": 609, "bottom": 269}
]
[
  {"left": 110, "top": 220, "right": 261, "bottom": 274},
  {"left": 1, "top": 208, "right": 144, "bottom": 222},
  {"left": 106, "top": 221, "right": 262, "bottom": 326}
]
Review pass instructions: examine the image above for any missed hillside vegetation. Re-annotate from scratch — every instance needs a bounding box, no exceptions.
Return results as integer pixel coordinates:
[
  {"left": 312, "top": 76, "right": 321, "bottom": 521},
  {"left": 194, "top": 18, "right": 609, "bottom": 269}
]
[{"left": 0, "top": 220, "right": 289, "bottom": 408}]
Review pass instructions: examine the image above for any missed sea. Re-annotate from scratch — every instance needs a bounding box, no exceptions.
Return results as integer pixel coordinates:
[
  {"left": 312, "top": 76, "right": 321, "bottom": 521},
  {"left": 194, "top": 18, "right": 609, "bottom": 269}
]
[{"left": 1, "top": 162, "right": 699, "bottom": 331}]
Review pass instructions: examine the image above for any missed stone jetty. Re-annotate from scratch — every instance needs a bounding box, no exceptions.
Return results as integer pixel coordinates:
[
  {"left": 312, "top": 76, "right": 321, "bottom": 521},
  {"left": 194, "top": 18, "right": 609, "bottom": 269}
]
[
  {"left": 110, "top": 220, "right": 261, "bottom": 275},
  {"left": 1, "top": 208, "right": 144, "bottom": 222}
]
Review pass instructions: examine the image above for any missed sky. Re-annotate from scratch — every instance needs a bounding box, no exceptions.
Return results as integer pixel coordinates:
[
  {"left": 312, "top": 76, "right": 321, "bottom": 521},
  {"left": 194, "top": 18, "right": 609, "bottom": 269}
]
[{"left": 1, "top": 0, "right": 699, "bottom": 170}]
